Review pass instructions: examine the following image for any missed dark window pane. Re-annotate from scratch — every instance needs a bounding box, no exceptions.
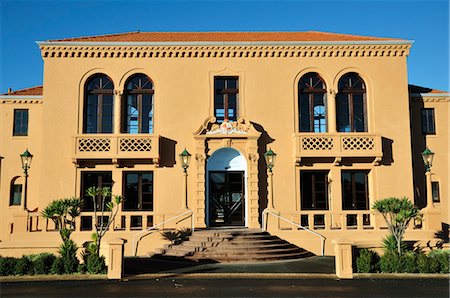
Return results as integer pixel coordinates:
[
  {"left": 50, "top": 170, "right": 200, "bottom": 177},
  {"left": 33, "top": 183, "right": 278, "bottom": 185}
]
[
  {"left": 421, "top": 108, "right": 436, "bottom": 134},
  {"left": 123, "top": 172, "right": 153, "bottom": 211},
  {"left": 337, "top": 73, "right": 367, "bottom": 132},
  {"left": 10, "top": 183, "right": 22, "bottom": 205},
  {"left": 298, "top": 73, "right": 327, "bottom": 132},
  {"left": 214, "top": 77, "right": 238, "bottom": 121},
  {"left": 432, "top": 182, "right": 440, "bottom": 202},
  {"left": 80, "top": 172, "right": 112, "bottom": 211},
  {"left": 13, "top": 109, "right": 29, "bottom": 136},
  {"left": 300, "top": 171, "right": 329, "bottom": 210},
  {"left": 123, "top": 74, "right": 154, "bottom": 134},
  {"left": 84, "top": 75, "right": 114, "bottom": 133},
  {"left": 342, "top": 171, "right": 369, "bottom": 210}
]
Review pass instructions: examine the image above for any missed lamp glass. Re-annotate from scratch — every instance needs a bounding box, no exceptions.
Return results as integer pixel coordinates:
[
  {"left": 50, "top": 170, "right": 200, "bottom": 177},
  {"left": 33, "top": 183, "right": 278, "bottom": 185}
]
[
  {"left": 264, "top": 148, "right": 276, "bottom": 168},
  {"left": 179, "top": 149, "right": 191, "bottom": 169},
  {"left": 421, "top": 148, "right": 434, "bottom": 168},
  {"left": 20, "top": 149, "right": 33, "bottom": 169}
]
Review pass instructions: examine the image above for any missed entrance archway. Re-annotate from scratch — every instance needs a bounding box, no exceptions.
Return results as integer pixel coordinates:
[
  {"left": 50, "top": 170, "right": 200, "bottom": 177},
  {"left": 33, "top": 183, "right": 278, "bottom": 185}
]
[{"left": 206, "top": 148, "right": 247, "bottom": 227}]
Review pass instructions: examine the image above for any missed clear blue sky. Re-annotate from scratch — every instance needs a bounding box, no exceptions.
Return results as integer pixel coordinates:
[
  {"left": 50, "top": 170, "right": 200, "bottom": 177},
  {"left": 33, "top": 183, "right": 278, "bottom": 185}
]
[{"left": 0, "top": 0, "right": 449, "bottom": 93}]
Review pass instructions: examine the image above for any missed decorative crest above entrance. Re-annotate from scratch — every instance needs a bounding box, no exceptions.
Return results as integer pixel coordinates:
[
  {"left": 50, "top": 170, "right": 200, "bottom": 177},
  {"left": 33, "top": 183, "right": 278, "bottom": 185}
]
[{"left": 194, "top": 116, "right": 254, "bottom": 136}]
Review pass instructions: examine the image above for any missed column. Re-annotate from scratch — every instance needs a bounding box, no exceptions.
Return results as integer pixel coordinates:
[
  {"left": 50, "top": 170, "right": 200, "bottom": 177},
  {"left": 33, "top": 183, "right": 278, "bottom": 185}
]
[
  {"left": 113, "top": 90, "right": 122, "bottom": 134},
  {"left": 328, "top": 89, "right": 337, "bottom": 133},
  {"left": 425, "top": 171, "right": 434, "bottom": 208},
  {"left": 333, "top": 238, "right": 354, "bottom": 279},
  {"left": 108, "top": 238, "right": 127, "bottom": 279}
]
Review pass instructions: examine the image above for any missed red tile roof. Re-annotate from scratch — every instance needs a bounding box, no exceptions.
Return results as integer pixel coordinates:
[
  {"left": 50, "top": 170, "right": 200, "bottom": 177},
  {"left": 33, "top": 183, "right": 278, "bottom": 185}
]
[
  {"left": 408, "top": 84, "right": 448, "bottom": 94},
  {"left": 2, "top": 86, "right": 43, "bottom": 96},
  {"left": 48, "top": 31, "right": 402, "bottom": 43}
]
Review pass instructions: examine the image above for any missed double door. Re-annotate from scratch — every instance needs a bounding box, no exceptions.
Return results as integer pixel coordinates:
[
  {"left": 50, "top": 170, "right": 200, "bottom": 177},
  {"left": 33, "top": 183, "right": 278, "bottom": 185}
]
[{"left": 208, "top": 171, "right": 245, "bottom": 226}]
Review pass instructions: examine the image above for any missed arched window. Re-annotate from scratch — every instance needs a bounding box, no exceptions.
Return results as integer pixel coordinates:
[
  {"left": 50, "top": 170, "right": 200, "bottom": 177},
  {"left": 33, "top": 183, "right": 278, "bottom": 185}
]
[
  {"left": 10, "top": 176, "right": 22, "bottom": 206},
  {"left": 83, "top": 74, "right": 114, "bottom": 133},
  {"left": 122, "top": 74, "right": 154, "bottom": 134},
  {"left": 336, "top": 73, "right": 367, "bottom": 132},
  {"left": 298, "top": 73, "right": 327, "bottom": 132}
]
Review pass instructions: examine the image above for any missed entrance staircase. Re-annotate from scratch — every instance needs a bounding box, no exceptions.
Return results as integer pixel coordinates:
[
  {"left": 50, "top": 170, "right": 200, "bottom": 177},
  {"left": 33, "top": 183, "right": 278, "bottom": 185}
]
[{"left": 153, "top": 228, "right": 313, "bottom": 262}]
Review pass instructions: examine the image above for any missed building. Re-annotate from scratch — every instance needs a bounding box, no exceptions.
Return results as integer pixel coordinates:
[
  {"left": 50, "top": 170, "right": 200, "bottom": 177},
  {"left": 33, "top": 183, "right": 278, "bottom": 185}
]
[{"left": 0, "top": 31, "right": 448, "bottom": 257}]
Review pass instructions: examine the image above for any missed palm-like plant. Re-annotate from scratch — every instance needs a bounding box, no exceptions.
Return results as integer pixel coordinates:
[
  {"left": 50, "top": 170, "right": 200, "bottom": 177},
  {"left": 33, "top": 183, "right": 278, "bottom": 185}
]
[
  {"left": 85, "top": 186, "right": 122, "bottom": 255},
  {"left": 42, "top": 197, "right": 83, "bottom": 242},
  {"left": 372, "top": 197, "right": 420, "bottom": 255}
]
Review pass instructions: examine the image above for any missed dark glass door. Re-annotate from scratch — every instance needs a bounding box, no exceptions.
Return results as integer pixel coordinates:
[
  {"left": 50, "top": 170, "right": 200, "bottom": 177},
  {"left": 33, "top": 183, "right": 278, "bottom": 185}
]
[{"left": 209, "top": 171, "right": 245, "bottom": 226}]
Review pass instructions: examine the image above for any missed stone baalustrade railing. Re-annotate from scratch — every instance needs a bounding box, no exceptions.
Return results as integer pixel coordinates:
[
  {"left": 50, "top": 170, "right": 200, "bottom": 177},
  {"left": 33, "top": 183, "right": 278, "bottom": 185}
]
[
  {"left": 294, "top": 133, "right": 383, "bottom": 165},
  {"left": 72, "top": 134, "right": 159, "bottom": 164},
  {"left": 272, "top": 210, "right": 423, "bottom": 232}
]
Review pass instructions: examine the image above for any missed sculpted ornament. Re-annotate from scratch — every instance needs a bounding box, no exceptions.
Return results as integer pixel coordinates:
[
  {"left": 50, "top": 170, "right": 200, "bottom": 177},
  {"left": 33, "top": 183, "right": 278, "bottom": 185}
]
[{"left": 206, "top": 118, "right": 249, "bottom": 135}]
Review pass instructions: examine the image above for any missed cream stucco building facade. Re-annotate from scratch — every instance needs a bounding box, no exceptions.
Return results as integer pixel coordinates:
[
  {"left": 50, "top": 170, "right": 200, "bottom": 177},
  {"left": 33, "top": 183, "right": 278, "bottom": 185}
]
[{"left": 0, "top": 31, "right": 448, "bottom": 257}]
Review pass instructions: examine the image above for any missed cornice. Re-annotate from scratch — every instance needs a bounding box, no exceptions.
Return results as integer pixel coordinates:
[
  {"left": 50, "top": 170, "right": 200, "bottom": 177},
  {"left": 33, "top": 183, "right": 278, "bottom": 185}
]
[
  {"left": 38, "top": 43, "right": 412, "bottom": 59},
  {"left": 0, "top": 97, "right": 43, "bottom": 104},
  {"left": 410, "top": 94, "right": 450, "bottom": 102}
]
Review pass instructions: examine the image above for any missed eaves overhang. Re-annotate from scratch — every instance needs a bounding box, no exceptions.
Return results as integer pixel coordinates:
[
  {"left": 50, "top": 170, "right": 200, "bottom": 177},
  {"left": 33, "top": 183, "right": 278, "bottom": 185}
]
[{"left": 36, "top": 40, "right": 414, "bottom": 47}]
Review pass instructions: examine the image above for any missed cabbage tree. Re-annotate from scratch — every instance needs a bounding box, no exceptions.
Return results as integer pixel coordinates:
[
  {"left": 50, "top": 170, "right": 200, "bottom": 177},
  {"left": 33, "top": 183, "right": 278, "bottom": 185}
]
[{"left": 372, "top": 197, "right": 420, "bottom": 255}]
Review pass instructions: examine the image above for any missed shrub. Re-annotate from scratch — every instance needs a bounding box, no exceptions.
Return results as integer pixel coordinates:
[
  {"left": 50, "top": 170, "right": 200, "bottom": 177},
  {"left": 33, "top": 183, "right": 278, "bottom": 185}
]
[
  {"left": 86, "top": 254, "right": 106, "bottom": 274},
  {"left": 402, "top": 251, "right": 417, "bottom": 273},
  {"left": 0, "top": 257, "right": 17, "bottom": 276},
  {"left": 416, "top": 252, "right": 432, "bottom": 273},
  {"left": 380, "top": 250, "right": 403, "bottom": 273},
  {"left": 51, "top": 257, "right": 64, "bottom": 275},
  {"left": 59, "top": 240, "right": 79, "bottom": 274},
  {"left": 14, "top": 256, "right": 33, "bottom": 275},
  {"left": 382, "top": 235, "right": 406, "bottom": 254},
  {"left": 356, "top": 249, "right": 379, "bottom": 273},
  {"left": 428, "top": 250, "right": 450, "bottom": 273},
  {"left": 33, "top": 253, "right": 56, "bottom": 275}
]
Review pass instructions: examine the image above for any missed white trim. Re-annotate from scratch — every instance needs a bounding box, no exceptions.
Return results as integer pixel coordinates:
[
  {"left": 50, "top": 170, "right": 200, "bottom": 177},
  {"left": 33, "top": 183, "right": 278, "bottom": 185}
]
[
  {"left": 0, "top": 95, "right": 42, "bottom": 99},
  {"left": 411, "top": 93, "right": 450, "bottom": 97}
]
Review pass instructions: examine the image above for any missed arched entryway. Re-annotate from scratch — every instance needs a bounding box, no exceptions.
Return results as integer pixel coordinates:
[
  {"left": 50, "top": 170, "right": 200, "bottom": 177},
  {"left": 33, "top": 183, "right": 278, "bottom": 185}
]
[{"left": 206, "top": 148, "right": 247, "bottom": 227}]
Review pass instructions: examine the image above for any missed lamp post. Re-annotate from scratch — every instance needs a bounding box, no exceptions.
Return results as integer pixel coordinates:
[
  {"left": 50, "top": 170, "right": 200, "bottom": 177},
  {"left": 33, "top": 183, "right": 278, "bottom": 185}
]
[
  {"left": 264, "top": 148, "right": 277, "bottom": 209},
  {"left": 20, "top": 149, "right": 33, "bottom": 211},
  {"left": 421, "top": 148, "right": 435, "bottom": 208},
  {"left": 179, "top": 149, "right": 191, "bottom": 209}
]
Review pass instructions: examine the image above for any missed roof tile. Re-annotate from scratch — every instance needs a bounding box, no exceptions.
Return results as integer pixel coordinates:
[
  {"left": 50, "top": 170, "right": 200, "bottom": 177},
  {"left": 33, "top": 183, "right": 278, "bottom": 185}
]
[
  {"left": 48, "top": 31, "right": 402, "bottom": 43},
  {"left": 2, "top": 86, "right": 43, "bottom": 96}
]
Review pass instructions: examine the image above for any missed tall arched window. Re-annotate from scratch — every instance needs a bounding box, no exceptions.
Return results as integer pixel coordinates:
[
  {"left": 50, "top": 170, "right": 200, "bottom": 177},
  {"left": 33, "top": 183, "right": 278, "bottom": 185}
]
[
  {"left": 298, "top": 73, "right": 327, "bottom": 132},
  {"left": 336, "top": 73, "right": 367, "bottom": 132},
  {"left": 83, "top": 74, "right": 114, "bottom": 133},
  {"left": 122, "top": 74, "right": 154, "bottom": 134}
]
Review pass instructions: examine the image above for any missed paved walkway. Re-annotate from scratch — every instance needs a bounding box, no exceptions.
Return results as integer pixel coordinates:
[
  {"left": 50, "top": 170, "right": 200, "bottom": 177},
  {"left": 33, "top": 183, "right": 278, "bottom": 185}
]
[{"left": 124, "top": 256, "right": 335, "bottom": 276}]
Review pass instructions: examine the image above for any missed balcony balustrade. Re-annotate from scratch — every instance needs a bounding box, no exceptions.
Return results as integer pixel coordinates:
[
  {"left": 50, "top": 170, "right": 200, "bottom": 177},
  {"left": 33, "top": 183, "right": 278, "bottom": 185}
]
[
  {"left": 72, "top": 134, "right": 159, "bottom": 164},
  {"left": 294, "top": 133, "right": 382, "bottom": 165}
]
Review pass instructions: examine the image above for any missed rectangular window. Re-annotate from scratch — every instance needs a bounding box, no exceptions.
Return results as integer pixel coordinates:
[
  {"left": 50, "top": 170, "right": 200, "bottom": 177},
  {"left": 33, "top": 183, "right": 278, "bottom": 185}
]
[
  {"left": 432, "top": 181, "right": 440, "bottom": 203},
  {"left": 300, "top": 171, "right": 329, "bottom": 210},
  {"left": 80, "top": 172, "right": 113, "bottom": 211},
  {"left": 10, "top": 183, "right": 22, "bottom": 206},
  {"left": 214, "top": 77, "right": 238, "bottom": 122},
  {"left": 123, "top": 172, "right": 153, "bottom": 211},
  {"left": 342, "top": 171, "right": 369, "bottom": 210},
  {"left": 13, "top": 109, "right": 29, "bottom": 136},
  {"left": 421, "top": 108, "right": 436, "bottom": 134}
]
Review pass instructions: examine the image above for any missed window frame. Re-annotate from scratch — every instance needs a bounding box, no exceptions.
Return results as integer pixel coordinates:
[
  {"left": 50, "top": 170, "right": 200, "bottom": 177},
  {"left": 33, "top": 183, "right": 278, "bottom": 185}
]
[
  {"left": 122, "top": 74, "right": 154, "bottom": 134},
  {"left": 300, "top": 170, "right": 329, "bottom": 210},
  {"left": 341, "top": 170, "right": 369, "bottom": 210},
  {"left": 421, "top": 108, "right": 436, "bottom": 135},
  {"left": 431, "top": 181, "right": 440, "bottom": 203},
  {"left": 298, "top": 73, "right": 327, "bottom": 133},
  {"left": 122, "top": 171, "right": 154, "bottom": 211},
  {"left": 13, "top": 109, "right": 29, "bottom": 136},
  {"left": 336, "top": 73, "right": 367, "bottom": 133},
  {"left": 214, "top": 76, "right": 239, "bottom": 122},
  {"left": 9, "top": 177, "right": 23, "bottom": 206},
  {"left": 80, "top": 171, "right": 113, "bottom": 211},
  {"left": 83, "top": 74, "right": 114, "bottom": 134}
]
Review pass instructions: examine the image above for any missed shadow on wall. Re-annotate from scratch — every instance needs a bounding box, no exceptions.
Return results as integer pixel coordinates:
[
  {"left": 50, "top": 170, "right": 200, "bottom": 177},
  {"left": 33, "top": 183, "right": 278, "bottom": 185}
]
[
  {"left": 159, "top": 137, "right": 177, "bottom": 167},
  {"left": 251, "top": 122, "right": 275, "bottom": 224},
  {"left": 434, "top": 223, "right": 450, "bottom": 248}
]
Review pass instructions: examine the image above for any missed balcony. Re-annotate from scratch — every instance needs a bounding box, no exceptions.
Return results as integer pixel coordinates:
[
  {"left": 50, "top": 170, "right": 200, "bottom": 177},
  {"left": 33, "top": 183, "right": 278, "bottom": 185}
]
[
  {"left": 72, "top": 134, "right": 159, "bottom": 165},
  {"left": 294, "top": 133, "right": 382, "bottom": 165}
]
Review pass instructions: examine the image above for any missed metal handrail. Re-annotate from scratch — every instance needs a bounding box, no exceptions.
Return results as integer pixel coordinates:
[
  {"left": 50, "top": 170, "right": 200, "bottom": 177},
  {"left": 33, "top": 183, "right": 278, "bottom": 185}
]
[
  {"left": 132, "top": 209, "right": 194, "bottom": 256},
  {"left": 262, "top": 209, "right": 326, "bottom": 256}
]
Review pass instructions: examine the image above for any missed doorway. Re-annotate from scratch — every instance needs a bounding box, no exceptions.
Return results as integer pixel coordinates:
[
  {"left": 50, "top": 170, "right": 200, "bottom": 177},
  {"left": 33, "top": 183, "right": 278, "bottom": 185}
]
[
  {"left": 206, "top": 147, "right": 247, "bottom": 227},
  {"left": 209, "top": 171, "right": 245, "bottom": 226}
]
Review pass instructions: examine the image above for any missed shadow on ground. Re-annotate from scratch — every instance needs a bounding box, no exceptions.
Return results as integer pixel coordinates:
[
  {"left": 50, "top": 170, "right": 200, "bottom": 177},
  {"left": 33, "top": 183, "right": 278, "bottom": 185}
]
[{"left": 124, "top": 256, "right": 335, "bottom": 276}]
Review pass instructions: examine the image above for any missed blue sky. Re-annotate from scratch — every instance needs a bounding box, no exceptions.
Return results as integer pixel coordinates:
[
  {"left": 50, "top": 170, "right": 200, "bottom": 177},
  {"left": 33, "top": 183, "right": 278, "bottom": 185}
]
[{"left": 0, "top": 0, "right": 449, "bottom": 93}]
